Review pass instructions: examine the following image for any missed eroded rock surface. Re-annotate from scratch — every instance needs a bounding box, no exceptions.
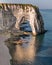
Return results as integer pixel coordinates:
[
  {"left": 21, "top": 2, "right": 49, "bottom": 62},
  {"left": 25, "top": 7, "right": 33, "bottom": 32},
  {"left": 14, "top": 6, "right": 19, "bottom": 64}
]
[{"left": 0, "top": 4, "right": 45, "bottom": 35}]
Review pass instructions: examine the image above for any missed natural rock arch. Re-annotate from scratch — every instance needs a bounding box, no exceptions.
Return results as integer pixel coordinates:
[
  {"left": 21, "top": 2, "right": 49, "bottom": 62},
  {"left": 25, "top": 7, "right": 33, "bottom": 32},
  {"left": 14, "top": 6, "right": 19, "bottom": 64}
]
[{"left": 0, "top": 4, "right": 45, "bottom": 35}]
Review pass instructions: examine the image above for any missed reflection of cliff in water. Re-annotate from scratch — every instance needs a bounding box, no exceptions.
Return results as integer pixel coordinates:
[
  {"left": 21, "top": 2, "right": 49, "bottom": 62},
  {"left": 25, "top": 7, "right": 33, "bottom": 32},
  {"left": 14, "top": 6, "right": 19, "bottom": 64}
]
[{"left": 5, "top": 34, "right": 44, "bottom": 65}]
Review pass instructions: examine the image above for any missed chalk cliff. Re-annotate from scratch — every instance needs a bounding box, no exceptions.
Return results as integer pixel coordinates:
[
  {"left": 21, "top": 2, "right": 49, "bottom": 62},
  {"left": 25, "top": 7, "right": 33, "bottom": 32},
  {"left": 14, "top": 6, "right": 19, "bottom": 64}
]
[{"left": 0, "top": 4, "right": 45, "bottom": 35}]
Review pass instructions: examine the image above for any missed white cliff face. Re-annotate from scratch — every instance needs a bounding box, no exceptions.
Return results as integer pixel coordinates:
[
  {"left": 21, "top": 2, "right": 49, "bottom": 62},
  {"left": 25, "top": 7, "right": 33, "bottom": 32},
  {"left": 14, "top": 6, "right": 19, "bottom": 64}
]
[
  {"left": 0, "top": 10, "right": 4, "bottom": 30},
  {"left": 13, "top": 6, "right": 38, "bottom": 35},
  {"left": 0, "top": 4, "right": 44, "bottom": 35}
]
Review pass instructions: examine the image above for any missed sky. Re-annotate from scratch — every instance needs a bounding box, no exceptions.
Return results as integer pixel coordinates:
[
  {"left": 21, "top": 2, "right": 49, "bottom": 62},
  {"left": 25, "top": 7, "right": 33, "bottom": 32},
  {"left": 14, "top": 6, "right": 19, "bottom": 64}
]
[{"left": 0, "top": 0, "right": 52, "bottom": 9}]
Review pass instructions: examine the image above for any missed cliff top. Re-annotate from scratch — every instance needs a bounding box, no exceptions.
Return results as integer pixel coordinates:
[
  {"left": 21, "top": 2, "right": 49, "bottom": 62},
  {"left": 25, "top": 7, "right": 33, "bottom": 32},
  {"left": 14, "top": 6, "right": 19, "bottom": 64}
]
[{"left": 0, "top": 3, "right": 38, "bottom": 10}]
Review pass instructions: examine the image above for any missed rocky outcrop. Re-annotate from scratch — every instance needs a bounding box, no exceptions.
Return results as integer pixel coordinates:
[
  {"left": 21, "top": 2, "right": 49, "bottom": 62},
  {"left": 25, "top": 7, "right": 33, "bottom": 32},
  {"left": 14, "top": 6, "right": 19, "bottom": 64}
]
[{"left": 0, "top": 4, "right": 45, "bottom": 35}]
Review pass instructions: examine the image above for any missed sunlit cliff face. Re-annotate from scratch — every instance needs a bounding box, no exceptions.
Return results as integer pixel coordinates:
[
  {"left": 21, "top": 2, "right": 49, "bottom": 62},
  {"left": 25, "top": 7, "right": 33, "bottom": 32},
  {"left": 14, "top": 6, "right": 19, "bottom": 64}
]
[{"left": 0, "top": 4, "right": 45, "bottom": 35}]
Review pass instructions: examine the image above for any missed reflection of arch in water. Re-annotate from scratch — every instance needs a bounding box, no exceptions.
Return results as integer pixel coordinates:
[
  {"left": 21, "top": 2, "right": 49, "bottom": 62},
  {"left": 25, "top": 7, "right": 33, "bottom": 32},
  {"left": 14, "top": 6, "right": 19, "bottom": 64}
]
[{"left": 5, "top": 34, "right": 44, "bottom": 65}]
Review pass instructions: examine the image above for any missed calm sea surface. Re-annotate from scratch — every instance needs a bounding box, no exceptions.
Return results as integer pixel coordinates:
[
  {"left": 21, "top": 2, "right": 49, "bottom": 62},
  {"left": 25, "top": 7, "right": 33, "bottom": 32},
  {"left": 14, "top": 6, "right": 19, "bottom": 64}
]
[{"left": 0, "top": 9, "right": 52, "bottom": 65}]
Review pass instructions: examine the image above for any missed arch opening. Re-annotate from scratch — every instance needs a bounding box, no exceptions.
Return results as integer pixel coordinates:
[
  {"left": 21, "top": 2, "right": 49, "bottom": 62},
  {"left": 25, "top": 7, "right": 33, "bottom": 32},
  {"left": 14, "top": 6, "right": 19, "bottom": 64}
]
[{"left": 20, "top": 20, "right": 32, "bottom": 32}]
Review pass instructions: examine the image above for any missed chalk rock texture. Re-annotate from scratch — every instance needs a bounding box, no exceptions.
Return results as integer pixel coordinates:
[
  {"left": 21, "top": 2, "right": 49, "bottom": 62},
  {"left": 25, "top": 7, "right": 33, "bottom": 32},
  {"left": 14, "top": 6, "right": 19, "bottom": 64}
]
[{"left": 0, "top": 4, "right": 45, "bottom": 35}]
